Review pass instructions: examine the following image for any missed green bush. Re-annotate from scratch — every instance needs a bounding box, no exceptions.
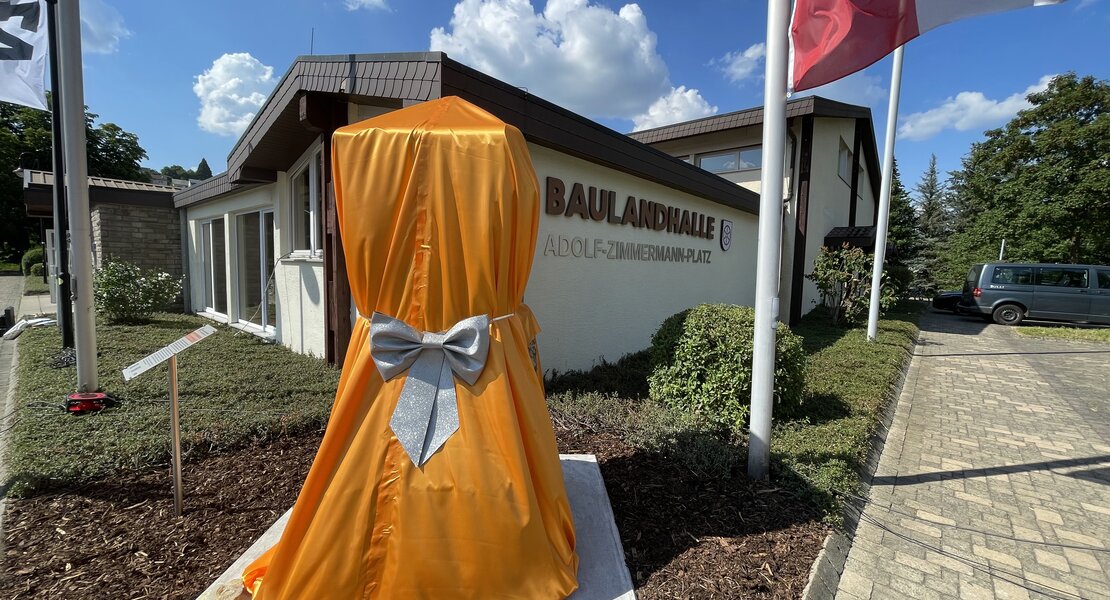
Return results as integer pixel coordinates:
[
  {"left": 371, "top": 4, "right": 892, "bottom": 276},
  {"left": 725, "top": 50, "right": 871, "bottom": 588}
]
[
  {"left": 21, "top": 246, "right": 43, "bottom": 275},
  {"left": 647, "top": 304, "right": 806, "bottom": 432},
  {"left": 28, "top": 262, "right": 45, "bottom": 277},
  {"left": 93, "top": 260, "right": 182, "bottom": 323}
]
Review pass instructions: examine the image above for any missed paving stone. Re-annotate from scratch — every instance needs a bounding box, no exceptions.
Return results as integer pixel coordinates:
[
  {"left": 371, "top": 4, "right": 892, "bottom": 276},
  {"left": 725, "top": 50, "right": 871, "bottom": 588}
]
[{"left": 831, "top": 311, "right": 1110, "bottom": 600}]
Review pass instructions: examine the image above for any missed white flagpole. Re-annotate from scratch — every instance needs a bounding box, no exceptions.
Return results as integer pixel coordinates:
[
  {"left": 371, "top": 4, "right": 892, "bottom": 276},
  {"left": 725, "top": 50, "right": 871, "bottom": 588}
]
[
  {"left": 57, "top": 0, "right": 98, "bottom": 391},
  {"left": 747, "top": 0, "right": 790, "bottom": 480},
  {"left": 865, "top": 45, "right": 904, "bottom": 343}
]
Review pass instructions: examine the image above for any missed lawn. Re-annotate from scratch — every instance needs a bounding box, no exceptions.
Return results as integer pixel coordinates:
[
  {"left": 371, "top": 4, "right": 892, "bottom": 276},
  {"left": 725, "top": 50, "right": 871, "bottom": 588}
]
[
  {"left": 6, "top": 312, "right": 340, "bottom": 496},
  {"left": 23, "top": 275, "right": 50, "bottom": 296},
  {"left": 0, "top": 262, "right": 20, "bottom": 274},
  {"left": 1016, "top": 324, "right": 1110, "bottom": 343}
]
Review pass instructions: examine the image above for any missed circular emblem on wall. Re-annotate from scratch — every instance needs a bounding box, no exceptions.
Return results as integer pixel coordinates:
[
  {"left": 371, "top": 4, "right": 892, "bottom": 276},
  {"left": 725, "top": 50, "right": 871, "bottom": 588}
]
[{"left": 720, "top": 219, "right": 733, "bottom": 252}]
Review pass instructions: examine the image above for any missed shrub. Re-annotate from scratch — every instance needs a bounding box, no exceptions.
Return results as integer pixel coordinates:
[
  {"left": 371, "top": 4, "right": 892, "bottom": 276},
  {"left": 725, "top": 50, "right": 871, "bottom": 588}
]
[
  {"left": 647, "top": 304, "right": 806, "bottom": 432},
  {"left": 807, "top": 244, "right": 897, "bottom": 325},
  {"left": 28, "top": 262, "right": 45, "bottom": 277},
  {"left": 93, "top": 260, "right": 182, "bottom": 323},
  {"left": 21, "top": 246, "right": 44, "bottom": 275}
]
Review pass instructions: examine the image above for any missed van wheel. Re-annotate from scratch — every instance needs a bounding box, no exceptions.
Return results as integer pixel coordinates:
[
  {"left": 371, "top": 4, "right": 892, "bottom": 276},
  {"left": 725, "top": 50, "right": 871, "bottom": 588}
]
[{"left": 992, "top": 304, "right": 1024, "bottom": 326}]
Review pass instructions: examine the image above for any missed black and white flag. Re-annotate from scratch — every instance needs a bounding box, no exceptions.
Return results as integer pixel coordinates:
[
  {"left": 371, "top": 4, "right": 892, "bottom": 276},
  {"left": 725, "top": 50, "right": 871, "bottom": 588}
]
[{"left": 0, "top": 0, "right": 47, "bottom": 110}]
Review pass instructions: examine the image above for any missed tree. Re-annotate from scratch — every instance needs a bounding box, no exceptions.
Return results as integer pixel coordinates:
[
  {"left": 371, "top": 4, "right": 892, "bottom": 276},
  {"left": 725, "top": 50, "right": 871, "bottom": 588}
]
[
  {"left": 195, "top": 158, "right": 212, "bottom": 180},
  {"left": 914, "top": 154, "right": 949, "bottom": 239},
  {"left": 939, "top": 73, "right": 1110, "bottom": 287},
  {"left": 0, "top": 96, "right": 149, "bottom": 260},
  {"left": 886, "top": 160, "right": 919, "bottom": 264},
  {"left": 160, "top": 164, "right": 193, "bottom": 180}
]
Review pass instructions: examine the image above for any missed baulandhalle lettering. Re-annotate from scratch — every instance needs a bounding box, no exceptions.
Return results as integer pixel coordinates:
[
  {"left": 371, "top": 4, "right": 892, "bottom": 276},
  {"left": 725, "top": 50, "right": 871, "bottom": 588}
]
[{"left": 545, "top": 177, "right": 717, "bottom": 242}]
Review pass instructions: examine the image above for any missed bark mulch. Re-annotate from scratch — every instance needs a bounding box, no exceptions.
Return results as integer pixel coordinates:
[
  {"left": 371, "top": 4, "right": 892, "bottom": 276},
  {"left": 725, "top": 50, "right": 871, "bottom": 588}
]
[{"left": 2, "top": 430, "right": 828, "bottom": 599}]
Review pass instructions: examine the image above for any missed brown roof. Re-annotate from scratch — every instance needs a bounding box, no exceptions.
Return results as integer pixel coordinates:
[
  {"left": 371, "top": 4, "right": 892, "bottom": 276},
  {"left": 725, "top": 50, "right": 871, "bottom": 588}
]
[
  {"left": 178, "top": 52, "right": 759, "bottom": 215},
  {"left": 24, "top": 170, "right": 179, "bottom": 193},
  {"left": 628, "top": 96, "right": 882, "bottom": 201},
  {"left": 22, "top": 170, "right": 177, "bottom": 217}
]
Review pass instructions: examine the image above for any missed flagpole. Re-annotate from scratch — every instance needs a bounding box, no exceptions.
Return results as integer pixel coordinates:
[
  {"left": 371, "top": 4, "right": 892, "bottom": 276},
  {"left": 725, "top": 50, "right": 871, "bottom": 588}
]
[
  {"left": 45, "top": 0, "right": 74, "bottom": 350},
  {"left": 56, "top": 0, "right": 98, "bottom": 391},
  {"left": 747, "top": 0, "right": 790, "bottom": 480},
  {"left": 865, "top": 45, "right": 904, "bottom": 343}
]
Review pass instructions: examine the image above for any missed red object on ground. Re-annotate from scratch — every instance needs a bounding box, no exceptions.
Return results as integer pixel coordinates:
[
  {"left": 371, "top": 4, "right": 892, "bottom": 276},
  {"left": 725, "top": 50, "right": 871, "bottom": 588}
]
[{"left": 66, "top": 392, "right": 110, "bottom": 414}]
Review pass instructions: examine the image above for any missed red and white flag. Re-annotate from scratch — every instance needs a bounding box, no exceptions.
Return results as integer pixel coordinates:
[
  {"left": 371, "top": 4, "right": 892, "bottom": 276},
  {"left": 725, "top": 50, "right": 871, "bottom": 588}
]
[{"left": 790, "top": 0, "right": 1066, "bottom": 92}]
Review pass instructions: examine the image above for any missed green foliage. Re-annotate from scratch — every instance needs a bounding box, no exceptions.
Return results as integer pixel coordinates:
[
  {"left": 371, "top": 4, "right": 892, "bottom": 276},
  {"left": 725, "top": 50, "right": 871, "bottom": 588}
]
[
  {"left": 647, "top": 304, "right": 806, "bottom": 431},
  {"left": 807, "top": 244, "right": 896, "bottom": 325},
  {"left": 28, "top": 262, "right": 44, "bottom": 277},
  {"left": 1, "top": 96, "right": 149, "bottom": 258},
  {"left": 939, "top": 73, "right": 1110, "bottom": 288},
  {"left": 23, "top": 275, "right": 50, "bottom": 296},
  {"left": 886, "top": 160, "right": 920, "bottom": 271},
  {"left": 6, "top": 313, "right": 339, "bottom": 496},
  {"left": 93, "top": 260, "right": 183, "bottom": 323},
  {"left": 545, "top": 350, "right": 650, "bottom": 399},
  {"left": 20, "top": 246, "right": 43, "bottom": 275},
  {"left": 196, "top": 158, "right": 213, "bottom": 179}
]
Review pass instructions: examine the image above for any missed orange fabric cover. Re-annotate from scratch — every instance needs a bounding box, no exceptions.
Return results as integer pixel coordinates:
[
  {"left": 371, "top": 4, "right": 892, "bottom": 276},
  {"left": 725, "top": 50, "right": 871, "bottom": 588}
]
[{"left": 242, "top": 97, "right": 579, "bottom": 599}]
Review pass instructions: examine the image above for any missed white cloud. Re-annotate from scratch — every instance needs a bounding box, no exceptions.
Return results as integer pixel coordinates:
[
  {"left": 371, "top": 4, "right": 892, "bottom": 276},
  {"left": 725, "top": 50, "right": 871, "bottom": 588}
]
[
  {"left": 715, "top": 43, "right": 765, "bottom": 84},
  {"left": 192, "top": 53, "right": 276, "bottom": 137},
  {"left": 898, "top": 75, "right": 1055, "bottom": 141},
  {"left": 430, "top": 0, "right": 677, "bottom": 120},
  {"left": 632, "top": 86, "right": 717, "bottom": 131},
  {"left": 81, "top": 0, "right": 130, "bottom": 54},
  {"left": 344, "top": 0, "right": 390, "bottom": 10}
]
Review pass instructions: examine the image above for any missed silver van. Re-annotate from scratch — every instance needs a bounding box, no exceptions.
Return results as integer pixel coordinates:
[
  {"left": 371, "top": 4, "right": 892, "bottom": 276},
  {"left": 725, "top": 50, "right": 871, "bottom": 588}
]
[{"left": 959, "top": 263, "right": 1110, "bottom": 325}]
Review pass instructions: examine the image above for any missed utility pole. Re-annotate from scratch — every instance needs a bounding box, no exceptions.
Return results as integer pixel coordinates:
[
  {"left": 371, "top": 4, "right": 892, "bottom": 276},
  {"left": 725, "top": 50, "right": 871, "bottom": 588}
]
[
  {"left": 45, "top": 0, "right": 74, "bottom": 349},
  {"left": 57, "top": 0, "right": 98, "bottom": 391}
]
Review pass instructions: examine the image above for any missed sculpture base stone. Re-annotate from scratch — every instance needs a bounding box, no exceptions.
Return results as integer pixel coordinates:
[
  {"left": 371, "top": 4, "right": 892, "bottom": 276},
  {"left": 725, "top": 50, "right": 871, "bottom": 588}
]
[{"left": 198, "top": 454, "right": 635, "bottom": 600}]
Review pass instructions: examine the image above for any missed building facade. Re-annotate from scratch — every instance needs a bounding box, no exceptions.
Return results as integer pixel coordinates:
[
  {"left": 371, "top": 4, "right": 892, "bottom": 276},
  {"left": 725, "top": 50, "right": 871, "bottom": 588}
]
[{"left": 175, "top": 52, "right": 879, "bottom": 373}]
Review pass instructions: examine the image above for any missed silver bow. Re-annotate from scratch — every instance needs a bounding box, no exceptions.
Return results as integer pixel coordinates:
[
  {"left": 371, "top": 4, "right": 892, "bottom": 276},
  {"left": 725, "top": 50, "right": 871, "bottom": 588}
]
[{"left": 370, "top": 312, "right": 490, "bottom": 466}]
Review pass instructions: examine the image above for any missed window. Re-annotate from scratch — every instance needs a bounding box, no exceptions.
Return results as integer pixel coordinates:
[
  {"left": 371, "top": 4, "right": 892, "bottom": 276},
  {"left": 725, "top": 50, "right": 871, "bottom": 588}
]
[
  {"left": 236, "top": 210, "right": 276, "bottom": 329},
  {"left": 290, "top": 149, "right": 324, "bottom": 254},
  {"left": 696, "top": 146, "right": 761, "bottom": 174},
  {"left": 200, "top": 218, "right": 227, "bottom": 314},
  {"left": 1099, "top": 270, "right": 1110, "bottom": 290},
  {"left": 1036, "top": 267, "right": 1089, "bottom": 288},
  {"left": 991, "top": 266, "right": 1033, "bottom": 285},
  {"left": 838, "top": 140, "right": 853, "bottom": 183}
]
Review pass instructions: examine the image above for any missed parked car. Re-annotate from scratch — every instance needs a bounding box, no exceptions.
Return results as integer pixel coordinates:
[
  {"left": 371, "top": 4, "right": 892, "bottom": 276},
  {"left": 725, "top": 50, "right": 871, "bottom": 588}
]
[
  {"left": 959, "top": 262, "right": 1110, "bottom": 325},
  {"left": 932, "top": 291, "right": 963, "bottom": 313}
]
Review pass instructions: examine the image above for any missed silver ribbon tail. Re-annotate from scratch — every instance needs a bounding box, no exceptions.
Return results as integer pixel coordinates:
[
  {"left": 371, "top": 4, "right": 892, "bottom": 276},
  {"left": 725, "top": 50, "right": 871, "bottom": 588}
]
[{"left": 369, "top": 312, "right": 490, "bottom": 466}]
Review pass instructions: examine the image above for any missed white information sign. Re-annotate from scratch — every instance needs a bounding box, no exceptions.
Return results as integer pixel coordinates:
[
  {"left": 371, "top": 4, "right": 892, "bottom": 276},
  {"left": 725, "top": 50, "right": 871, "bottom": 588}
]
[{"left": 122, "top": 325, "right": 216, "bottom": 381}]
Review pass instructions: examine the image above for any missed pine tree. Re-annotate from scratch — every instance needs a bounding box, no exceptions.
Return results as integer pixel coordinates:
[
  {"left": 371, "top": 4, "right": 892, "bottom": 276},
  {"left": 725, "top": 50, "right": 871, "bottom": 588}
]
[
  {"left": 196, "top": 158, "right": 212, "bottom": 179},
  {"left": 914, "top": 154, "right": 948, "bottom": 239}
]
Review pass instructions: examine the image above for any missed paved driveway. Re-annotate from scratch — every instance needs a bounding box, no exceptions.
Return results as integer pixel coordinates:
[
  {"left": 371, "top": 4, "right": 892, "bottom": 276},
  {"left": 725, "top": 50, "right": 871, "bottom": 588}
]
[{"left": 835, "top": 310, "right": 1110, "bottom": 600}]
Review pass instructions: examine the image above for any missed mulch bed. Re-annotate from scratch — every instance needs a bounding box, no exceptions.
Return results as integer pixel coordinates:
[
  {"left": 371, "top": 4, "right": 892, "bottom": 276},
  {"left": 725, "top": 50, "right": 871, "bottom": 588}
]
[{"left": 2, "top": 430, "right": 828, "bottom": 599}]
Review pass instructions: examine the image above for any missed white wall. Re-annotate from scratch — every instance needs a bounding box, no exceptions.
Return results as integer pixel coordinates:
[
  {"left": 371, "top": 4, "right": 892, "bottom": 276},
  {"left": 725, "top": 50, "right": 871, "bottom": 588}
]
[
  {"left": 185, "top": 179, "right": 327, "bottom": 358},
  {"left": 525, "top": 144, "right": 759, "bottom": 373}
]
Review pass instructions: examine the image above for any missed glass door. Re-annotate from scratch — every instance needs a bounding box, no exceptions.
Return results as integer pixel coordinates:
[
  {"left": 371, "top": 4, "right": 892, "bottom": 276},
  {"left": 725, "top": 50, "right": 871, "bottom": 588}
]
[
  {"left": 201, "top": 218, "right": 227, "bottom": 314},
  {"left": 236, "top": 210, "right": 276, "bottom": 330}
]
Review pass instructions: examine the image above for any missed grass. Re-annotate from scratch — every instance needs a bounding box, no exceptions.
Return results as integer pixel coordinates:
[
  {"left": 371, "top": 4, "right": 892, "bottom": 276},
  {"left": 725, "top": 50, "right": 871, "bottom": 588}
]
[
  {"left": 23, "top": 275, "right": 50, "bottom": 296},
  {"left": 771, "top": 303, "right": 922, "bottom": 520},
  {"left": 6, "top": 312, "right": 340, "bottom": 497},
  {"left": 1016, "top": 325, "right": 1110, "bottom": 343},
  {"left": 0, "top": 262, "right": 20, "bottom": 274},
  {"left": 547, "top": 302, "right": 923, "bottom": 522}
]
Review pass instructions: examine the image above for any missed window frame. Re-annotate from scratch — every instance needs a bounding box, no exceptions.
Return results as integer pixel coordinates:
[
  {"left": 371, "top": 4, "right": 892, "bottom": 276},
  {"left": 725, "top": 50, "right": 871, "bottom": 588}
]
[
  {"left": 1035, "top": 267, "right": 1089, "bottom": 289},
  {"left": 288, "top": 141, "right": 324, "bottom": 258},
  {"left": 991, "top": 266, "right": 1034, "bottom": 285},
  {"left": 199, "top": 217, "right": 228, "bottom": 316},
  {"left": 233, "top": 208, "right": 277, "bottom": 333},
  {"left": 838, "top": 139, "right": 853, "bottom": 184},
  {"left": 695, "top": 145, "right": 762, "bottom": 174}
]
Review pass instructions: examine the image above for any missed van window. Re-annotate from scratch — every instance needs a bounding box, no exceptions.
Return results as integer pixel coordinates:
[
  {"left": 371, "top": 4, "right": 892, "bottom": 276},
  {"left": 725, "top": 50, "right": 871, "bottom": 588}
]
[
  {"left": 991, "top": 266, "right": 1033, "bottom": 285},
  {"left": 1098, "top": 269, "right": 1110, "bottom": 289},
  {"left": 964, "top": 265, "right": 983, "bottom": 291},
  {"left": 1035, "top": 267, "right": 1089, "bottom": 288}
]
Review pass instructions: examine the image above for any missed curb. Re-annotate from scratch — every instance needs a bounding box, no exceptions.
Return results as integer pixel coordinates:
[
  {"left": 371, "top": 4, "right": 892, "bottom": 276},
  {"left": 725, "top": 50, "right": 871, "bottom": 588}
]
[
  {"left": 801, "top": 316, "right": 923, "bottom": 600},
  {"left": 0, "top": 289, "right": 26, "bottom": 556}
]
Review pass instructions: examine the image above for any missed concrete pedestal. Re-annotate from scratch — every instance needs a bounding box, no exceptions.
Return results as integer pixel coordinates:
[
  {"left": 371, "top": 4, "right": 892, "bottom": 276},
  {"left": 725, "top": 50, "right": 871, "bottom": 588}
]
[{"left": 199, "top": 454, "right": 634, "bottom": 600}]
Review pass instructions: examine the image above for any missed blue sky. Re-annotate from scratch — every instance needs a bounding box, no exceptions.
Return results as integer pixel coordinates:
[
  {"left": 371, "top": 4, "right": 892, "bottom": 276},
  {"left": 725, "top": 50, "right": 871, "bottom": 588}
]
[{"left": 72, "top": 0, "right": 1109, "bottom": 197}]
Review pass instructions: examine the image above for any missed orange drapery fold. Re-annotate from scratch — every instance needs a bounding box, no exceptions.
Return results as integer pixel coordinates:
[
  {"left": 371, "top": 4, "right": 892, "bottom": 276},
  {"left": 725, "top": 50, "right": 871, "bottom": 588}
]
[{"left": 242, "top": 97, "right": 579, "bottom": 599}]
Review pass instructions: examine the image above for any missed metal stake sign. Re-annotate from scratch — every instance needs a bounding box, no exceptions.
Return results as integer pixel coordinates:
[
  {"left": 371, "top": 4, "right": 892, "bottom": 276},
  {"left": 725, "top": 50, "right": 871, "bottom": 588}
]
[{"left": 122, "top": 325, "right": 216, "bottom": 517}]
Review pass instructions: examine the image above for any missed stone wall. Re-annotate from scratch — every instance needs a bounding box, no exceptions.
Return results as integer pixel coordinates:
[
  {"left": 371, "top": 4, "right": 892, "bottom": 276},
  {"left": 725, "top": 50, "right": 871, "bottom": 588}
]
[{"left": 91, "top": 202, "right": 183, "bottom": 308}]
